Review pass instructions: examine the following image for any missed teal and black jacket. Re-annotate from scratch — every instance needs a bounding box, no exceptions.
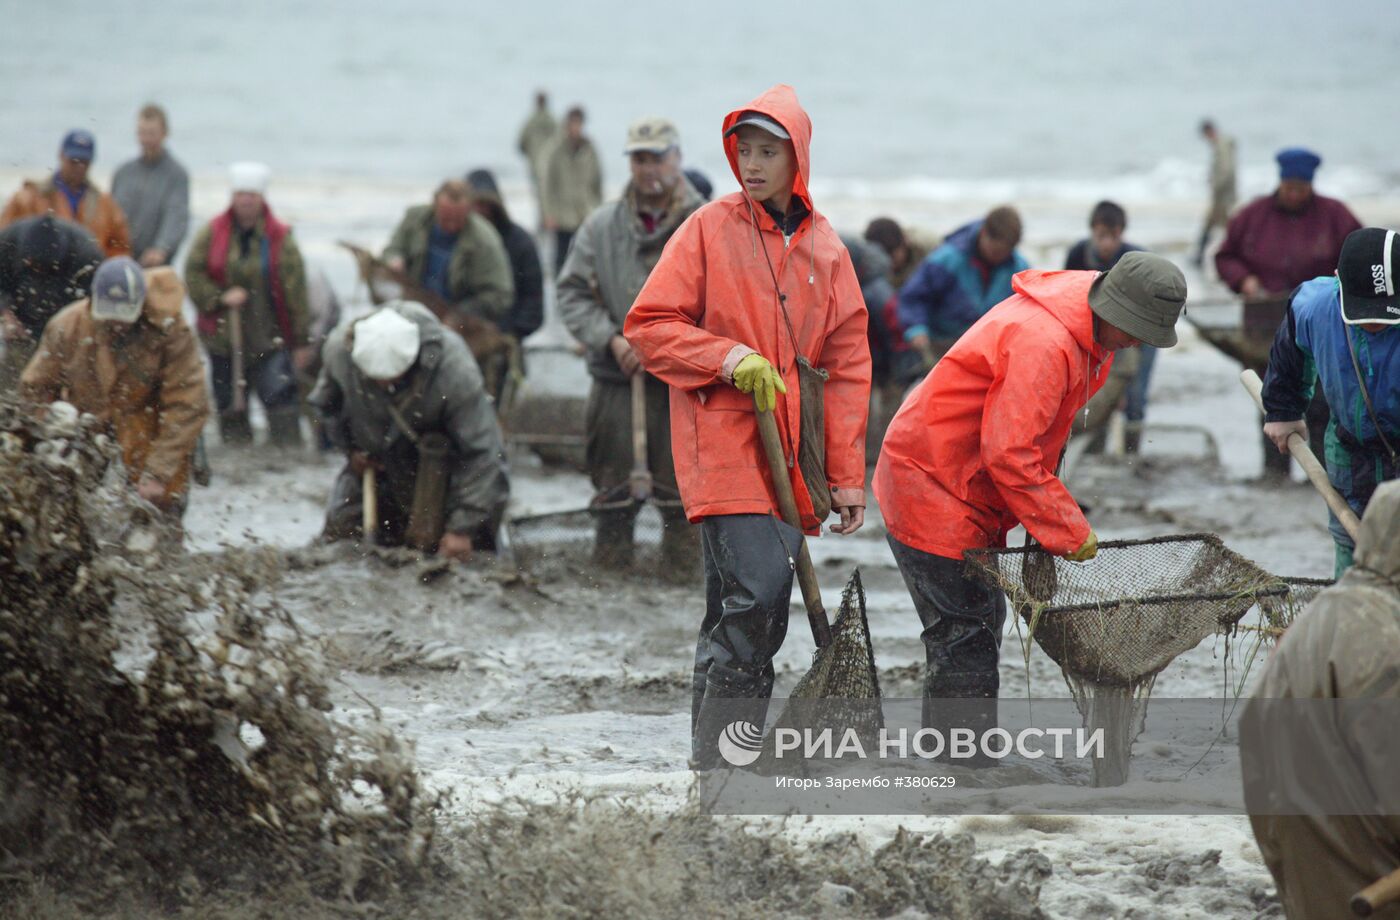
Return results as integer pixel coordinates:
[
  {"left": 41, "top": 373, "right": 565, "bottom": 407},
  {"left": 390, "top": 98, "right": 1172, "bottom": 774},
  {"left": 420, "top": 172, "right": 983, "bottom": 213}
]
[{"left": 1262, "top": 276, "right": 1400, "bottom": 543}]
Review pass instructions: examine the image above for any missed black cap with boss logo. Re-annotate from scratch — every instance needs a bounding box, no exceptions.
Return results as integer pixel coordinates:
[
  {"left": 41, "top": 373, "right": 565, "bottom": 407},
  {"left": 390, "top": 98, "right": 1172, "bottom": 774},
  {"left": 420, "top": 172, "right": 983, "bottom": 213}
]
[{"left": 1338, "top": 227, "right": 1400, "bottom": 325}]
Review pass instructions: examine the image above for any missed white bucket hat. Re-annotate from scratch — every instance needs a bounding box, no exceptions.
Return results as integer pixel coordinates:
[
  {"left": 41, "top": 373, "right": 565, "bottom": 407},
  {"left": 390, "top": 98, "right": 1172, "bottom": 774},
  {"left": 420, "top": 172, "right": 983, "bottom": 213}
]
[
  {"left": 352, "top": 304, "right": 421, "bottom": 380},
  {"left": 229, "top": 161, "right": 271, "bottom": 195}
]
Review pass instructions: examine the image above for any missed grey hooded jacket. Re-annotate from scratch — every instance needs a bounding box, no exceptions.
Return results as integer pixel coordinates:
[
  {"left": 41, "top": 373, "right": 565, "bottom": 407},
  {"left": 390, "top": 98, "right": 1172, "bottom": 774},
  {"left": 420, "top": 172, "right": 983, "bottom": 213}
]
[
  {"left": 557, "top": 178, "right": 705, "bottom": 384},
  {"left": 1241, "top": 481, "right": 1400, "bottom": 920},
  {"left": 309, "top": 301, "right": 509, "bottom": 536}
]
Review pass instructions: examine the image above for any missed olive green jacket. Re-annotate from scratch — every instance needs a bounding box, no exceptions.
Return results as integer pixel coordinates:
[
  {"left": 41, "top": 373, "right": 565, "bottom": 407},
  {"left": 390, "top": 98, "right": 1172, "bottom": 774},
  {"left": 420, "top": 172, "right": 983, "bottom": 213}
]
[
  {"left": 382, "top": 205, "right": 514, "bottom": 323},
  {"left": 541, "top": 138, "right": 603, "bottom": 232},
  {"left": 185, "top": 217, "right": 309, "bottom": 357}
]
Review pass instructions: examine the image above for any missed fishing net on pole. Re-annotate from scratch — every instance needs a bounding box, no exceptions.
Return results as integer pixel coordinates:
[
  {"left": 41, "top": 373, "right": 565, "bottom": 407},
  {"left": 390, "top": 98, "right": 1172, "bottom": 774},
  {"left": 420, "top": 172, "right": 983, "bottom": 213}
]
[
  {"left": 965, "top": 533, "right": 1286, "bottom": 786},
  {"left": 760, "top": 570, "right": 883, "bottom": 770},
  {"left": 503, "top": 489, "right": 685, "bottom": 572},
  {"left": 1255, "top": 576, "right": 1333, "bottom": 639}
]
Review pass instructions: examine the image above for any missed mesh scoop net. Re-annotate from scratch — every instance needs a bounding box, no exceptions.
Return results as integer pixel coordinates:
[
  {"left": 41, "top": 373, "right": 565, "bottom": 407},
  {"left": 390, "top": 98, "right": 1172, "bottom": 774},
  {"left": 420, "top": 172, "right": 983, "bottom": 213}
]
[
  {"left": 965, "top": 533, "right": 1286, "bottom": 785},
  {"left": 761, "top": 570, "right": 883, "bottom": 769}
]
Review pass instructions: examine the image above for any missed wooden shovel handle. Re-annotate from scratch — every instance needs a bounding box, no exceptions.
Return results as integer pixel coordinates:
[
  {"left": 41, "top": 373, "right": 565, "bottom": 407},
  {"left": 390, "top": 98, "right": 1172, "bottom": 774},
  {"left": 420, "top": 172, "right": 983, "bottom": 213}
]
[
  {"left": 754, "top": 400, "right": 832, "bottom": 648},
  {"left": 1353, "top": 865, "right": 1400, "bottom": 917},
  {"left": 228, "top": 307, "right": 247, "bottom": 414},
  {"left": 362, "top": 467, "right": 377, "bottom": 544},
  {"left": 1240, "top": 370, "right": 1362, "bottom": 541},
  {"left": 629, "top": 372, "right": 651, "bottom": 501}
]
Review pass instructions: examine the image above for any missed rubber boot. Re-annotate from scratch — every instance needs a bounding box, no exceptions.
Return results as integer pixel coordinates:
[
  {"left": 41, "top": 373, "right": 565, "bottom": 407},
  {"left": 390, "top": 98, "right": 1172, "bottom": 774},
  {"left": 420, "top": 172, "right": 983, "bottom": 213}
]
[
  {"left": 922, "top": 669, "right": 1000, "bottom": 769},
  {"left": 218, "top": 410, "right": 254, "bottom": 446},
  {"left": 690, "top": 667, "right": 708, "bottom": 739},
  {"left": 1123, "top": 424, "right": 1142, "bottom": 456},
  {"left": 266, "top": 407, "right": 305, "bottom": 449},
  {"left": 1192, "top": 229, "right": 1210, "bottom": 269},
  {"left": 691, "top": 665, "right": 771, "bottom": 771},
  {"left": 660, "top": 515, "right": 701, "bottom": 584},
  {"left": 593, "top": 507, "right": 637, "bottom": 569}
]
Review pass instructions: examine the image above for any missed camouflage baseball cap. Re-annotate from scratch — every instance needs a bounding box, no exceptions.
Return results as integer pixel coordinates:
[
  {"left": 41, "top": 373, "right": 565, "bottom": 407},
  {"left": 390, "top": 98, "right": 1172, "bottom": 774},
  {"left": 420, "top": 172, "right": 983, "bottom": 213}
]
[{"left": 624, "top": 117, "right": 679, "bottom": 154}]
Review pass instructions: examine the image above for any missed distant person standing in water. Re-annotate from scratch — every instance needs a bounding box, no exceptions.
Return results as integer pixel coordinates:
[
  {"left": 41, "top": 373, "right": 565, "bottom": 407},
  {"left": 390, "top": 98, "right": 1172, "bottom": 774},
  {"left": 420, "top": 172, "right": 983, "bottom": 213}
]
[
  {"left": 542, "top": 106, "right": 603, "bottom": 274},
  {"left": 1065, "top": 201, "right": 1152, "bottom": 454},
  {"left": 112, "top": 104, "right": 190, "bottom": 268},
  {"left": 517, "top": 91, "right": 557, "bottom": 227},
  {"left": 185, "top": 162, "right": 310, "bottom": 448},
  {"left": 1217, "top": 147, "right": 1363, "bottom": 478},
  {"left": 1194, "top": 119, "right": 1237, "bottom": 268},
  {"left": 1, "top": 130, "right": 130, "bottom": 258}
]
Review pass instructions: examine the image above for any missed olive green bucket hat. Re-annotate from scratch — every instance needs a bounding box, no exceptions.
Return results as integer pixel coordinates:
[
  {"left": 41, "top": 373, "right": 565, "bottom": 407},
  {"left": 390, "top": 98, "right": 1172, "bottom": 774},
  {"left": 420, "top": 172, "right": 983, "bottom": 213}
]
[{"left": 1087, "top": 251, "right": 1188, "bottom": 348}]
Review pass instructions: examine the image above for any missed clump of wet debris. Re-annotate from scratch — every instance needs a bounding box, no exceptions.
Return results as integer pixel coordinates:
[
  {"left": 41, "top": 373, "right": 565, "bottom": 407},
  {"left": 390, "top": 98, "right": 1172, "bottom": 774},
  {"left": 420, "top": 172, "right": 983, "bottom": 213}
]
[
  {"left": 0, "top": 397, "right": 436, "bottom": 909},
  {"left": 449, "top": 796, "right": 1052, "bottom": 920}
]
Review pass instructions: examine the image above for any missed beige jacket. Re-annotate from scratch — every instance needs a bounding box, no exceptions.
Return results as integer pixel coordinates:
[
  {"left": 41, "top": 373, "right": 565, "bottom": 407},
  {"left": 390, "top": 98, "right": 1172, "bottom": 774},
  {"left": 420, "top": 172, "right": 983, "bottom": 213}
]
[{"left": 21, "top": 267, "right": 209, "bottom": 500}]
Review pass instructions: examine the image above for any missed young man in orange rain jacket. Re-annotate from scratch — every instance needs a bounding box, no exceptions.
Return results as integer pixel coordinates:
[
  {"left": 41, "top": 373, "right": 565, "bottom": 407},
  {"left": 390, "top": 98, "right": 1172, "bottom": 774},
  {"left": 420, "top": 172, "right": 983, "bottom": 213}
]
[
  {"left": 625, "top": 85, "right": 871, "bottom": 768},
  {"left": 873, "top": 253, "right": 1186, "bottom": 746}
]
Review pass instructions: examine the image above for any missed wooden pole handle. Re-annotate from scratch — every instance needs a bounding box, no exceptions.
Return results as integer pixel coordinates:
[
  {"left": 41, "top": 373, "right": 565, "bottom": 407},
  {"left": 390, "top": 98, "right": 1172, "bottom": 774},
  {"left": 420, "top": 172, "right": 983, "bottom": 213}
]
[
  {"left": 629, "top": 372, "right": 651, "bottom": 501},
  {"left": 228, "top": 308, "right": 247, "bottom": 415},
  {"left": 754, "top": 400, "right": 832, "bottom": 648},
  {"left": 362, "top": 467, "right": 378, "bottom": 544},
  {"left": 1240, "top": 370, "right": 1362, "bottom": 541},
  {"left": 1353, "top": 866, "right": 1400, "bottom": 917}
]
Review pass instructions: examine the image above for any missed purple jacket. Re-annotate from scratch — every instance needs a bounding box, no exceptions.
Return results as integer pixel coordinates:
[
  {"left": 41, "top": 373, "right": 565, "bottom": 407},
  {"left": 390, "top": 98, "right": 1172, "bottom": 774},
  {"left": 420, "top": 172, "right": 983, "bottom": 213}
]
[{"left": 1214, "top": 193, "right": 1361, "bottom": 296}]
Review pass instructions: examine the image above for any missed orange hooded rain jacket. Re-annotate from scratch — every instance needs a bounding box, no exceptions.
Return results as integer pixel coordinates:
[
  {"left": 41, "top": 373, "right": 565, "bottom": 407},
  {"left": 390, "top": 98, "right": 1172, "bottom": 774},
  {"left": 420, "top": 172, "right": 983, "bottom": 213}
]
[
  {"left": 873, "top": 270, "right": 1112, "bottom": 559},
  {"left": 624, "top": 85, "right": 870, "bottom": 532}
]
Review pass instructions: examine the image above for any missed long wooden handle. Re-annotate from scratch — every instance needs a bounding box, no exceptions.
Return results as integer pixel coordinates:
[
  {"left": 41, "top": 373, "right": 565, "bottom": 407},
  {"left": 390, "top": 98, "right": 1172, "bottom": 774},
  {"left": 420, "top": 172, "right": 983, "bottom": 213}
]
[
  {"left": 228, "top": 307, "right": 247, "bottom": 414},
  {"left": 362, "top": 468, "right": 377, "bottom": 543},
  {"left": 1240, "top": 370, "right": 1362, "bottom": 541},
  {"left": 629, "top": 372, "right": 651, "bottom": 501},
  {"left": 754, "top": 401, "right": 832, "bottom": 649},
  {"left": 1353, "top": 866, "right": 1400, "bottom": 917}
]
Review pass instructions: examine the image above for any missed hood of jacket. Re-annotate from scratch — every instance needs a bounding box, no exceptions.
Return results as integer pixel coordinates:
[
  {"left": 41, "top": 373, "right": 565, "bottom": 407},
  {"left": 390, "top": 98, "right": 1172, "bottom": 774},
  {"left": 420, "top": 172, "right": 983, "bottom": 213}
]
[
  {"left": 1355, "top": 480, "right": 1400, "bottom": 582},
  {"left": 139, "top": 267, "right": 185, "bottom": 331},
  {"left": 722, "top": 84, "right": 814, "bottom": 215},
  {"left": 1010, "top": 269, "right": 1108, "bottom": 361}
]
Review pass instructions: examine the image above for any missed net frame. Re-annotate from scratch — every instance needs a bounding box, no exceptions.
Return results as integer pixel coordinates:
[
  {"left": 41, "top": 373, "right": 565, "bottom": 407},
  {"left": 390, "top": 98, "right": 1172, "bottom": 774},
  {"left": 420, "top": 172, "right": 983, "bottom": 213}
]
[
  {"left": 964, "top": 533, "right": 1287, "bottom": 786},
  {"left": 759, "top": 570, "right": 883, "bottom": 773}
]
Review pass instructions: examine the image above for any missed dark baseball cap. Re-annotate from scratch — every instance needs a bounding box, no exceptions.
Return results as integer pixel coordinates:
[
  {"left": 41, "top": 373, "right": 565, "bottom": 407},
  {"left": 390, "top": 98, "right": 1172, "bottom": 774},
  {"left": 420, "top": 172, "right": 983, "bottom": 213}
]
[
  {"left": 61, "top": 129, "right": 96, "bottom": 162},
  {"left": 1338, "top": 227, "right": 1400, "bottom": 326}
]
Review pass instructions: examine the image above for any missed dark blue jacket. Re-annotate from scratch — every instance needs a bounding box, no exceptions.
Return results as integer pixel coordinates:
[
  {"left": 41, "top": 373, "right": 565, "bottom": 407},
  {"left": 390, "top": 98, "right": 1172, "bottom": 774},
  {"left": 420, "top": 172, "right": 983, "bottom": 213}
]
[
  {"left": 896, "top": 220, "right": 1028, "bottom": 341},
  {"left": 1263, "top": 276, "right": 1400, "bottom": 516}
]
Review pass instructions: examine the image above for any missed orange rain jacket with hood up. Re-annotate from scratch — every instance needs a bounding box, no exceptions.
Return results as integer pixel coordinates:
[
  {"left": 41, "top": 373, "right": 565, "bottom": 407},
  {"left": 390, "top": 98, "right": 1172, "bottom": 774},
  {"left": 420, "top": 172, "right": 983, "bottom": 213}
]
[
  {"left": 624, "top": 85, "right": 871, "bottom": 533},
  {"left": 873, "top": 270, "right": 1113, "bottom": 559}
]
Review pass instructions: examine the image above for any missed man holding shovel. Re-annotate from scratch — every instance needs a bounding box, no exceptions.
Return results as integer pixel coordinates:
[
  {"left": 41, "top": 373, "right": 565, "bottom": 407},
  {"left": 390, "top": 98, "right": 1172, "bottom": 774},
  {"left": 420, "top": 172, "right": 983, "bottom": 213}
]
[
  {"left": 625, "top": 86, "right": 871, "bottom": 769},
  {"left": 185, "top": 162, "right": 310, "bottom": 447},
  {"left": 558, "top": 116, "right": 705, "bottom": 572},
  {"left": 1262, "top": 227, "right": 1400, "bottom": 576},
  {"left": 309, "top": 301, "right": 509, "bottom": 561},
  {"left": 873, "top": 254, "right": 1187, "bottom": 747}
]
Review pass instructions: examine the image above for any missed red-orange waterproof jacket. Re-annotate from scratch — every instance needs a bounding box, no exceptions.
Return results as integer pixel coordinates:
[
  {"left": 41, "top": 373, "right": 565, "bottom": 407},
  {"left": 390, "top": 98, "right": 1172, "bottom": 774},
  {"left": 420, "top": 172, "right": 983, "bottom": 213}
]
[
  {"left": 624, "top": 85, "right": 870, "bottom": 532},
  {"left": 873, "top": 270, "right": 1113, "bottom": 559}
]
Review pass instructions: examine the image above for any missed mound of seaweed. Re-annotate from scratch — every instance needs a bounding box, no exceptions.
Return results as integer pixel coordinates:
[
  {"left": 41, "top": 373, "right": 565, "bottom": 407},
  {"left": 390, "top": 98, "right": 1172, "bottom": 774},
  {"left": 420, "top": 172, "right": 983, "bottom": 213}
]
[{"left": 0, "top": 397, "right": 435, "bottom": 907}]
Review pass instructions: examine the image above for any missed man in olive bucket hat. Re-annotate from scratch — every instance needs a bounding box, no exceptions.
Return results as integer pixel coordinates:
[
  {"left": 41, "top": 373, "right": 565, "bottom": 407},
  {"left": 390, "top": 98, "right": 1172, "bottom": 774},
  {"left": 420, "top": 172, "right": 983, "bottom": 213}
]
[{"left": 874, "top": 252, "right": 1187, "bottom": 755}]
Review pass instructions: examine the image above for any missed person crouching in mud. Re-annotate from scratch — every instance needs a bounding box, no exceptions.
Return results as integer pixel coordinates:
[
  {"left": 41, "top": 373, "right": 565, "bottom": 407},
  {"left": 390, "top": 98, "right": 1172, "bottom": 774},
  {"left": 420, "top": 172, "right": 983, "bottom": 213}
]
[
  {"left": 21, "top": 256, "right": 209, "bottom": 530},
  {"left": 310, "top": 301, "right": 509, "bottom": 562},
  {"left": 873, "top": 254, "right": 1187, "bottom": 761},
  {"left": 624, "top": 85, "right": 871, "bottom": 769}
]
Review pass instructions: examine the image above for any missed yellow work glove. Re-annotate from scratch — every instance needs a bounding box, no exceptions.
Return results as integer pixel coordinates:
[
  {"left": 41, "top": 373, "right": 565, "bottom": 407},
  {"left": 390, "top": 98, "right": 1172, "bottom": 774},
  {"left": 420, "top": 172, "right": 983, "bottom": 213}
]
[
  {"left": 1064, "top": 530, "right": 1098, "bottom": 562},
  {"left": 733, "top": 353, "right": 787, "bottom": 413}
]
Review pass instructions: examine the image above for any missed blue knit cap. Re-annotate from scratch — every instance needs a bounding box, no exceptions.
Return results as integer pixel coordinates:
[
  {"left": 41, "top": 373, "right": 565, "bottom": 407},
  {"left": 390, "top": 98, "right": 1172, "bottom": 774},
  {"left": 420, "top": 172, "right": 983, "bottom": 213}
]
[{"left": 1276, "top": 147, "right": 1321, "bottom": 182}]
